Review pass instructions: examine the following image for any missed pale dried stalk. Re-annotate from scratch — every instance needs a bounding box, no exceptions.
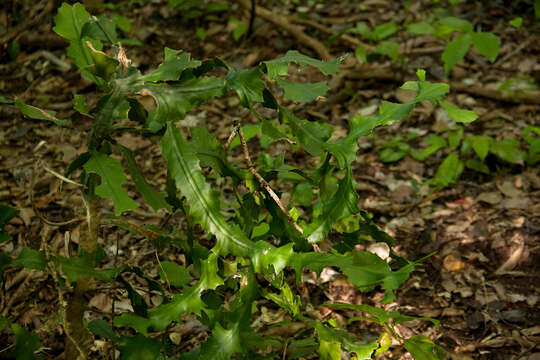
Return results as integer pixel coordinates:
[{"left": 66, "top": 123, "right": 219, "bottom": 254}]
[
  {"left": 30, "top": 161, "right": 85, "bottom": 226},
  {"left": 43, "top": 165, "right": 85, "bottom": 187},
  {"left": 237, "top": 126, "right": 304, "bottom": 234},
  {"left": 225, "top": 123, "right": 239, "bottom": 150}
]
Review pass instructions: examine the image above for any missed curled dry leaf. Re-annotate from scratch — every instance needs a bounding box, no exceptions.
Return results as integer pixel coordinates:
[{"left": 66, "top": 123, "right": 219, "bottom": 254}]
[
  {"left": 495, "top": 232, "right": 525, "bottom": 274},
  {"left": 443, "top": 254, "right": 467, "bottom": 272},
  {"left": 367, "top": 242, "right": 390, "bottom": 260}
]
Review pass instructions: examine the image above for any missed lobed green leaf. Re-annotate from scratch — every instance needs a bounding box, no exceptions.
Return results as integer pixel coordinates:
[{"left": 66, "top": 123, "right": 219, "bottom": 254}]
[
  {"left": 280, "top": 107, "right": 332, "bottom": 157},
  {"left": 263, "top": 50, "right": 341, "bottom": 80},
  {"left": 407, "top": 21, "right": 435, "bottom": 35},
  {"left": 117, "top": 334, "right": 162, "bottom": 360},
  {"left": 313, "top": 321, "right": 378, "bottom": 360},
  {"left": 276, "top": 78, "right": 329, "bottom": 102},
  {"left": 160, "top": 123, "right": 253, "bottom": 256},
  {"left": 404, "top": 335, "right": 446, "bottom": 360},
  {"left": 11, "top": 323, "right": 42, "bottom": 360},
  {"left": 12, "top": 248, "right": 46, "bottom": 271},
  {"left": 430, "top": 153, "right": 464, "bottom": 188},
  {"left": 143, "top": 49, "right": 201, "bottom": 82},
  {"left": 83, "top": 152, "right": 138, "bottom": 215},
  {"left": 144, "top": 77, "right": 225, "bottom": 126},
  {"left": 225, "top": 67, "right": 265, "bottom": 105},
  {"left": 53, "top": 2, "right": 104, "bottom": 86}
]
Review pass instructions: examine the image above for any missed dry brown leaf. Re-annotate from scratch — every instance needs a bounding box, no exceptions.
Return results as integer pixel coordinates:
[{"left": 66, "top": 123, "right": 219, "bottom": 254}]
[
  {"left": 497, "top": 180, "right": 523, "bottom": 198},
  {"left": 521, "top": 325, "right": 540, "bottom": 336},
  {"left": 366, "top": 242, "right": 390, "bottom": 260},
  {"left": 443, "top": 254, "right": 467, "bottom": 272},
  {"left": 476, "top": 191, "right": 502, "bottom": 205},
  {"left": 391, "top": 184, "right": 414, "bottom": 203},
  {"left": 88, "top": 293, "right": 112, "bottom": 312},
  {"left": 442, "top": 307, "right": 464, "bottom": 316},
  {"left": 495, "top": 232, "right": 524, "bottom": 274},
  {"left": 499, "top": 197, "right": 531, "bottom": 210}
]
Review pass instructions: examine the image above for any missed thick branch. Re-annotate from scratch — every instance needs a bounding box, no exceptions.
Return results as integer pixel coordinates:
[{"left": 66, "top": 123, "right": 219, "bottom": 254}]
[
  {"left": 449, "top": 82, "right": 540, "bottom": 106},
  {"left": 343, "top": 66, "right": 540, "bottom": 105}
]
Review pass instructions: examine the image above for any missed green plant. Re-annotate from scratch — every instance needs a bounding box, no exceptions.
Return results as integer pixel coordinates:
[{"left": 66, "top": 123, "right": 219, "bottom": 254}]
[
  {"left": 379, "top": 121, "right": 536, "bottom": 190},
  {"left": 522, "top": 125, "right": 540, "bottom": 165},
  {"left": 0, "top": 314, "right": 42, "bottom": 360},
  {"left": 0, "top": 206, "right": 43, "bottom": 359},
  {"left": 350, "top": 21, "right": 401, "bottom": 62},
  {"left": 228, "top": 17, "right": 249, "bottom": 41},
  {"left": 407, "top": 13, "right": 500, "bottom": 74},
  {"left": 509, "top": 16, "right": 523, "bottom": 28},
  {"left": 350, "top": 9, "right": 500, "bottom": 72},
  {"left": 3, "top": 2, "right": 451, "bottom": 359},
  {"left": 498, "top": 76, "right": 538, "bottom": 100}
]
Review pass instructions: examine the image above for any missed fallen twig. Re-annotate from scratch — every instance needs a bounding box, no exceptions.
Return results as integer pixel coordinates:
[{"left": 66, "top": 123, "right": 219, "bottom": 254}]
[
  {"left": 449, "top": 82, "right": 540, "bottom": 105},
  {"left": 285, "top": 17, "right": 443, "bottom": 55},
  {"left": 288, "top": 16, "right": 374, "bottom": 52},
  {"left": 40, "top": 50, "right": 71, "bottom": 72},
  {"left": 43, "top": 164, "right": 84, "bottom": 188},
  {"left": 31, "top": 162, "right": 85, "bottom": 227},
  {"left": 112, "top": 218, "right": 160, "bottom": 240},
  {"left": 1, "top": 269, "right": 37, "bottom": 316},
  {"left": 342, "top": 65, "right": 540, "bottom": 105},
  {"left": 234, "top": 0, "right": 332, "bottom": 60},
  {"left": 0, "top": 0, "right": 54, "bottom": 46},
  {"left": 495, "top": 37, "right": 535, "bottom": 67}
]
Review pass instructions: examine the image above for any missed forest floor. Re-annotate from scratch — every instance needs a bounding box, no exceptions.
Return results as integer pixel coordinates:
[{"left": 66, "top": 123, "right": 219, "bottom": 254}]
[{"left": 0, "top": 0, "right": 539, "bottom": 359}]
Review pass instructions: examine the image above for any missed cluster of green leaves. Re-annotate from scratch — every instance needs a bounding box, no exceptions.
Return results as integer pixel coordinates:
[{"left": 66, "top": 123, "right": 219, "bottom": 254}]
[
  {"left": 0, "top": 204, "right": 173, "bottom": 359},
  {"left": 498, "top": 76, "right": 538, "bottom": 100},
  {"left": 407, "top": 11, "right": 499, "bottom": 74},
  {"left": 6, "top": 2, "right": 448, "bottom": 359},
  {"left": 380, "top": 121, "right": 538, "bottom": 189},
  {"left": 350, "top": 21, "right": 401, "bottom": 62},
  {"left": 227, "top": 17, "right": 249, "bottom": 41},
  {"left": 350, "top": 7, "right": 501, "bottom": 74},
  {"left": 0, "top": 206, "right": 43, "bottom": 359},
  {"left": 0, "top": 208, "right": 48, "bottom": 289},
  {"left": 0, "top": 314, "right": 42, "bottom": 360}
]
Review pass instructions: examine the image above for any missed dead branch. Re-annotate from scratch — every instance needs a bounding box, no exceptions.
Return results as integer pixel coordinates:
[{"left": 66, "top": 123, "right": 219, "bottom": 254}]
[
  {"left": 288, "top": 16, "right": 374, "bottom": 52},
  {"left": 342, "top": 65, "right": 540, "bottom": 105},
  {"left": 288, "top": 17, "right": 443, "bottom": 55},
  {"left": 233, "top": 0, "right": 333, "bottom": 60},
  {"left": 0, "top": 0, "right": 54, "bottom": 46},
  {"left": 449, "top": 82, "right": 540, "bottom": 106}
]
